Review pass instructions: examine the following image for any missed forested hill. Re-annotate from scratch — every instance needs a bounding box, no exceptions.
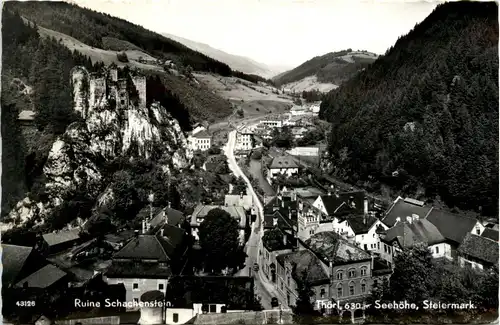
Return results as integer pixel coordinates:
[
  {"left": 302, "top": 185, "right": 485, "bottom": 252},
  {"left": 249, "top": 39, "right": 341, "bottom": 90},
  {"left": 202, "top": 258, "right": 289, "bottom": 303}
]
[
  {"left": 5, "top": 1, "right": 269, "bottom": 85},
  {"left": 273, "top": 49, "right": 378, "bottom": 87},
  {"left": 319, "top": 1, "right": 499, "bottom": 216}
]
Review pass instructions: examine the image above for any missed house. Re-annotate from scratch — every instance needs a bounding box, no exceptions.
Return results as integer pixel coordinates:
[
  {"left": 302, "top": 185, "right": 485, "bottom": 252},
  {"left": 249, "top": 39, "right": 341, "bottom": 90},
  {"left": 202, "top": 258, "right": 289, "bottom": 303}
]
[
  {"left": 379, "top": 217, "right": 447, "bottom": 264},
  {"left": 144, "top": 205, "right": 185, "bottom": 229},
  {"left": 336, "top": 214, "right": 388, "bottom": 252},
  {"left": 425, "top": 208, "right": 484, "bottom": 258},
  {"left": 18, "top": 110, "right": 36, "bottom": 126},
  {"left": 260, "top": 227, "right": 297, "bottom": 283},
  {"left": 263, "top": 195, "right": 298, "bottom": 232},
  {"left": 104, "top": 230, "right": 187, "bottom": 309},
  {"left": 224, "top": 193, "right": 256, "bottom": 216},
  {"left": 290, "top": 126, "right": 309, "bottom": 139},
  {"left": 235, "top": 127, "right": 255, "bottom": 151},
  {"left": 38, "top": 228, "right": 82, "bottom": 255},
  {"left": 259, "top": 116, "right": 284, "bottom": 128},
  {"left": 266, "top": 156, "right": 300, "bottom": 183},
  {"left": 190, "top": 205, "right": 248, "bottom": 245},
  {"left": 165, "top": 276, "right": 255, "bottom": 324},
  {"left": 104, "top": 229, "right": 136, "bottom": 251},
  {"left": 2, "top": 244, "right": 47, "bottom": 289},
  {"left": 290, "top": 105, "right": 308, "bottom": 116},
  {"left": 309, "top": 102, "right": 321, "bottom": 114},
  {"left": 276, "top": 231, "right": 388, "bottom": 310},
  {"left": 191, "top": 124, "right": 207, "bottom": 135},
  {"left": 188, "top": 131, "right": 212, "bottom": 151},
  {"left": 381, "top": 196, "right": 432, "bottom": 228},
  {"left": 312, "top": 191, "right": 368, "bottom": 219},
  {"left": 457, "top": 233, "right": 499, "bottom": 271},
  {"left": 14, "top": 263, "right": 68, "bottom": 290}
]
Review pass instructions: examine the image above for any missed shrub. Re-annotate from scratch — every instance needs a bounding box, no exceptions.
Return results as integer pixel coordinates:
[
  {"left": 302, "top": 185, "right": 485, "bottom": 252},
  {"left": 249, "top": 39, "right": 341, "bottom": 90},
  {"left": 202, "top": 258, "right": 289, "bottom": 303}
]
[{"left": 116, "top": 51, "right": 129, "bottom": 63}]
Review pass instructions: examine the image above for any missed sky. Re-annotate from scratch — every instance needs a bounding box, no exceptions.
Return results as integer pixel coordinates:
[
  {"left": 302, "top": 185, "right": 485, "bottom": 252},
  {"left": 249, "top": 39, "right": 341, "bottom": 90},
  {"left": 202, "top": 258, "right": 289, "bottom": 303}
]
[{"left": 72, "top": 0, "right": 442, "bottom": 69}]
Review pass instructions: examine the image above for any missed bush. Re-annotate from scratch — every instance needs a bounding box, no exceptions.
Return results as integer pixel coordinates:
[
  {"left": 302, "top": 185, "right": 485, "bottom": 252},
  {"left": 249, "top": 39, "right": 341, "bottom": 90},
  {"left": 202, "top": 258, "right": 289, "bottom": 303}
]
[
  {"left": 116, "top": 51, "right": 129, "bottom": 62},
  {"left": 237, "top": 109, "right": 244, "bottom": 117}
]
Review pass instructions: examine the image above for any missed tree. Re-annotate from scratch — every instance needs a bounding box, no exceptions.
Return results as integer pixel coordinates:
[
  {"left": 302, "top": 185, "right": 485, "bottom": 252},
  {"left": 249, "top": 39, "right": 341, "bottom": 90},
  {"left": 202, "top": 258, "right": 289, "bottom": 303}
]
[
  {"left": 292, "top": 267, "right": 317, "bottom": 316},
  {"left": 262, "top": 228, "right": 286, "bottom": 251},
  {"left": 271, "top": 127, "right": 294, "bottom": 149},
  {"left": 116, "top": 51, "right": 129, "bottom": 62},
  {"left": 198, "top": 208, "right": 246, "bottom": 273}
]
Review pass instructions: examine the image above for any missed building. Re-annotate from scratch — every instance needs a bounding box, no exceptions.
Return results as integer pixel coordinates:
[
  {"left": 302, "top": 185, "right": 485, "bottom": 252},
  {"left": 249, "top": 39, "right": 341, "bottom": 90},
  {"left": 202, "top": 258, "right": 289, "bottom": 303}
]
[
  {"left": 457, "top": 233, "right": 499, "bottom": 271},
  {"left": 165, "top": 276, "right": 255, "bottom": 324},
  {"left": 259, "top": 116, "right": 284, "bottom": 128},
  {"left": 263, "top": 195, "right": 298, "bottom": 232},
  {"left": 290, "top": 105, "right": 308, "bottom": 116},
  {"left": 290, "top": 126, "right": 309, "bottom": 139},
  {"left": 104, "top": 229, "right": 188, "bottom": 309},
  {"left": 14, "top": 263, "right": 68, "bottom": 291},
  {"left": 309, "top": 102, "right": 321, "bottom": 114},
  {"left": 266, "top": 156, "right": 300, "bottom": 183},
  {"left": 188, "top": 131, "right": 212, "bottom": 151},
  {"left": 2, "top": 244, "right": 47, "bottom": 289},
  {"left": 190, "top": 205, "right": 248, "bottom": 245},
  {"left": 235, "top": 127, "right": 255, "bottom": 151},
  {"left": 312, "top": 191, "right": 368, "bottom": 220},
  {"left": 18, "top": 110, "right": 36, "bottom": 126},
  {"left": 425, "top": 208, "right": 484, "bottom": 258},
  {"left": 379, "top": 217, "right": 447, "bottom": 264},
  {"left": 224, "top": 193, "right": 256, "bottom": 217},
  {"left": 275, "top": 231, "right": 391, "bottom": 310},
  {"left": 481, "top": 228, "right": 499, "bottom": 242},
  {"left": 37, "top": 228, "right": 83, "bottom": 255},
  {"left": 381, "top": 196, "right": 432, "bottom": 228},
  {"left": 260, "top": 228, "right": 296, "bottom": 284}
]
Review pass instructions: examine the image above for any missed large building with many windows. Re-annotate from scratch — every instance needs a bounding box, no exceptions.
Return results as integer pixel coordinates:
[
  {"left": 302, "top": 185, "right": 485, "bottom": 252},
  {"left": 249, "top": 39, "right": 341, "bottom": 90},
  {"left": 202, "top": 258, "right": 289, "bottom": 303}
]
[{"left": 188, "top": 131, "right": 212, "bottom": 151}]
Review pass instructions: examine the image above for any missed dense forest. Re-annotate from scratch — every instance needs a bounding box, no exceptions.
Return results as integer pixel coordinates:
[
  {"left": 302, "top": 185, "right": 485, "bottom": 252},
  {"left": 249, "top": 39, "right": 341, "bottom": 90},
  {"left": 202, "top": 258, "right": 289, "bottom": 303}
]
[
  {"left": 320, "top": 2, "right": 499, "bottom": 216},
  {"left": 274, "top": 49, "right": 377, "bottom": 87}
]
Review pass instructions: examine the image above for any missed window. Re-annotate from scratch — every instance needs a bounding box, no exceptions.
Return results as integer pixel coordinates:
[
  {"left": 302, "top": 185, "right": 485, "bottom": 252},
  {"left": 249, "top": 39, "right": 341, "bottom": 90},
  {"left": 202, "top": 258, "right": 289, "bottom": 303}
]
[
  {"left": 133, "top": 283, "right": 139, "bottom": 290},
  {"left": 320, "top": 288, "right": 326, "bottom": 298},
  {"left": 158, "top": 283, "right": 164, "bottom": 290},
  {"left": 435, "top": 246, "right": 439, "bottom": 254},
  {"left": 361, "top": 235, "right": 364, "bottom": 240},
  {"left": 173, "top": 313, "right": 179, "bottom": 323},
  {"left": 287, "top": 276, "right": 290, "bottom": 286},
  {"left": 133, "top": 298, "right": 139, "bottom": 303},
  {"left": 377, "top": 242, "right": 380, "bottom": 250},
  {"left": 364, "top": 244, "right": 368, "bottom": 250},
  {"left": 476, "top": 227, "right": 481, "bottom": 235},
  {"left": 209, "top": 304, "right": 217, "bottom": 313},
  {"left": 336, "top": 271, "right": 343, "bottom": 280},
  {"left": 337, "top": 284, "right": 343, "bottom": 297},
  {"left": 361, "top": 267, "right": 367, "bottom": 276},
  {"left": 280, "top": 280, "right": 283, "bottom": 290},
  {"left": 349, "top": 282, "right": 355, "bottom": 296},
  {"left": 361, "top": 281, "right": 366, "bottom": 293},
  {"left": 348, "top": 269, "right": 356, "bottom": 278}
]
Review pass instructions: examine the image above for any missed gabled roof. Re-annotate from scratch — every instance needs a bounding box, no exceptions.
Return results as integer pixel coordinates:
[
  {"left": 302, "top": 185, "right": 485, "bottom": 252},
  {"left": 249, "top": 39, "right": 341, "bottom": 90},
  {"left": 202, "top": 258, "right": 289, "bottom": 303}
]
[
  {"left": 18, "top": 110, "right": 35, "bottom": 121},
  {"left": 344, "top": 214, "right": 379, "bottom": 235},
  {"left": 319, "top": 191, "right": 365, "bottom": 216},
  {"left": 192, "top": 130, "right": 211, "bottom": 138},
  {"left": 42, "top": 228, "right": 81, "bottom": 246},
  {"left": 458, "top": 233, "right": 499, "bottom": 265},
  {"left": 276, "top": 250, "right": 329, "bottom": 285},
  {"left": 305, "top": 231, "right": 371, "bottom": 264},
  {"left": 263, "top": 197, "right": 297, "bottom": 229},
  {"left": 2, "top": 244, "right": 34, "bottom": 287},
  {"left": 293, "top": 187, "right": 325, "bottom": 199},
  {"left": 382, "top": 197, "right": 432, "bottom": 227},
  {"left": 15, "top": 264, "right": 67, "bottom": 288},
  {"left": 113, "top": 234, "right": 172, "bottom": 262},
  {"left": 481, "top": 228, "right": 499, "bottom": 242},
  {"left": 268, "top": 156, "right": 299, "bottom": 169},
  {"left": 425, "top": 209, "right": 478, "bottom": 245},
  {"left": 155, "top": 224, "right": 186, "bottom": 256},
  {"left": 380, "top": 219, "right": 445, "bottom": 248}
]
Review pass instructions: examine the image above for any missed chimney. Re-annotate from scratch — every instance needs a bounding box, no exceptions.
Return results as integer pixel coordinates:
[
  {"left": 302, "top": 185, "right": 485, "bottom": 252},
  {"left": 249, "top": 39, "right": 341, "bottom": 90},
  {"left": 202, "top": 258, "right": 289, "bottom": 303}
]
[
  {"left": 291, "top": 191, "right": 297, "bottom": 202},
  {"left": 283, "top": 234, "right": 287, "bottom": 246},
  {"left": 395, "top": 217, "right": 401, "bottom": 225},
  {"left": 160, "top": 228, "right": 164, "bottom": 237},
  {"left": 327, "top": 191, "right": 332, "bottom": 196},
  {"left": 288, "top": 208, "right": 292, "bottom": 220},
  {"left": 168, "top": 201, "right": 171, "bottom": 208},
  {"left": 142, "top": 220, "right": 146, "bottom": 234},
  {"left": 240, "top": 192, "right": 244, "bottom": 199},
  {"left": 364, "top": 199, "right": 368, "bottom": 216},
  {"left": 282, "top": 199, "right": 285, "bottom": 208},
  {"left": 412, "top": 214, "right": 419, "bottom": 221},
  {"left": 406, "top": 216, "right": 412, "bottom": 224},
  {"left": 371, "top": 253, "right": 375, "bottom": 271},
  {"left": 348, "top": 196, "right": 355, "bottom": 208},
  {"left": 273, "top": 217, "right": 278, "bottom": 227}
]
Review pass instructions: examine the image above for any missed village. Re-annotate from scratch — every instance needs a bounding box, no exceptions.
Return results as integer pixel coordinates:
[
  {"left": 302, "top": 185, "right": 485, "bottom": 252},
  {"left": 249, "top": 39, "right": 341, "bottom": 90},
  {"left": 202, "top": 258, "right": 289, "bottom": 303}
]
[{"left": 4, "top": 93, "right": 499, "bottom": 325}]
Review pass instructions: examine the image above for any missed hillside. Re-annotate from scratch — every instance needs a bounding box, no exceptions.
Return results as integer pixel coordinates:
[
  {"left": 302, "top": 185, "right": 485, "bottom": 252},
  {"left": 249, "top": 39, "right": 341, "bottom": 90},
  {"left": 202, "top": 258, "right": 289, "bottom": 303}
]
[
  {"left": 274, "top": 49, "right": 378, "bottom": 91},
  {"left": 163, "top": 33, "right": 285, "bottom": 79},
  {"left": 319, "top": 2, "right": 499, "bottom": 216}
]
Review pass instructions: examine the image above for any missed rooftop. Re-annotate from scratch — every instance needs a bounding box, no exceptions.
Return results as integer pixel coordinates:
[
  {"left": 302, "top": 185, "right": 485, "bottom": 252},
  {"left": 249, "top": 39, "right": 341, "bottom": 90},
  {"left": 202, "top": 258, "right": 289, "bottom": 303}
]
[
  {"left": 481, "top": 228, "right": 499, "bottom": 242},
  {"left": 18, "top": 110, "right": 35, "bottom": 121},
  {"left": 425, "top": 208, "right": 478, "bottom": 245},
  {"left": 192, "top": 130, "right": 212, "bottom": 139},
  {"left": 113, "top": 234, "right": 177, "bottom": 262},
  {"left": 15, "top": 264, "right": 67, "bottom": 288},
  {"left": 458, "top": 233, "right": 499, "bottom": 265},
  {"left": 380, "top": 219, "right": 445, "bottom": 248},
  {"left": 263, "top": 197, "right": 297, "bottom": 229},
  {"left": 1, "top": 244, "right": 34, "bottom": 287},
  {"left": 305, "top": 231, "right": 371, "bottom": 264},
  {"left": 319, "top": 191, "right": 365, "bottom": 216},
  {"left": 276, "top": 250, "right": 330, "bottom": 285},
  {"left": 42, "top": 228, "right": 81, "bottom": 246},
  {"left": 293, "top": 187, "right": 325, "bottom": 199},
  {"left": 268, "top": 156, "right": 299, "bottom": 169},
  {"left": 382, "top": 196, "right": 432, "bottom": 227},
  {"left": 342, "top": 214, "right": 380, "bottom": 235},
  {"left": 224, "top": 194, "right": 253, "bottom": 211}
]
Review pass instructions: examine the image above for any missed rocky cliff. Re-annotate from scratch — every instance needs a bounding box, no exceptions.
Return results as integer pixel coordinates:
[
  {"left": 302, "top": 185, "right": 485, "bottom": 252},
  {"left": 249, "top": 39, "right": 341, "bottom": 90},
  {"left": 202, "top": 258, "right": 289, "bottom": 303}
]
[{"left": 4, "top": 66, "right": 192, "bottom": 230}]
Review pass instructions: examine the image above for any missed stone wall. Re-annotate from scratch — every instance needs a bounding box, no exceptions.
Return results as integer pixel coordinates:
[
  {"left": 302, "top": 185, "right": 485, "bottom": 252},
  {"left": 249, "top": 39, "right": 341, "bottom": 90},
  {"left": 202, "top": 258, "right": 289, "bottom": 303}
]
[{"left": 132, "top": 76, "right": 147, "bottom": 108}]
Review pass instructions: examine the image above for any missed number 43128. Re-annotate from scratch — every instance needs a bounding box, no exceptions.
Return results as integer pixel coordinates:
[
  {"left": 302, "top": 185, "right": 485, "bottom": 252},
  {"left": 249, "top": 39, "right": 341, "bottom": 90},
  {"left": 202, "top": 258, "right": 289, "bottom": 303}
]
[{"left": 16, "top": 301, "right": 35, "bottom": 307}]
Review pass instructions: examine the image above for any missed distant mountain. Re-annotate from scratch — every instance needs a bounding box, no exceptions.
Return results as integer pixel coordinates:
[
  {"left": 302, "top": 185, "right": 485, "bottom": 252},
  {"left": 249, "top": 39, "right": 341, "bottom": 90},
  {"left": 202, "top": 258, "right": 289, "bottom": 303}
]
[
  {"left": 320, "top": 1, "right": 498, "bottom": 216},
  {"left": 274, "top": 49, "right": 378, "bottom": 92},
  {"left": 163, "top": 33, "right": 286, "bottom": 79}
]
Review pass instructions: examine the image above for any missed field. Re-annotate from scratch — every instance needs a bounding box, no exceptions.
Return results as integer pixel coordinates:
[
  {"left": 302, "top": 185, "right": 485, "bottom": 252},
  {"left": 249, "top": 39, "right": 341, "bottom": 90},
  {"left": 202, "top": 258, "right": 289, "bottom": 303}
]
[{"left": 283, "top": 75, "right": 339, "bottom": 93}]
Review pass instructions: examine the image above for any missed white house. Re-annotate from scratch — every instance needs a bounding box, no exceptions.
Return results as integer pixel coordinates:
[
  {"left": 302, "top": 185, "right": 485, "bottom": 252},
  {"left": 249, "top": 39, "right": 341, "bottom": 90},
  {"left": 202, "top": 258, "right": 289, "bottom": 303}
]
[
  {"left": 309, "top": 103, "right": 321, "bottom": 114},
  {"left": 190, "top": 205, "right": 247, "bottom": 245},
  {"left": 235, "top": 127, "right": 255, "bottom": 151},
  {"left": 266, "top": 156, "right": 299, "bottom": 183},
  {"left": 188, "top": 131, "right": 212, "bottom": 151},
  {"left": 312, "top": 191, "right": 368, "bottom": 219},
  {"left": 290, "top": 105, "right": 308, "bottom": 116},
  {"left": 260, "top": 116, "right": 284, "bottom": 128}
]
